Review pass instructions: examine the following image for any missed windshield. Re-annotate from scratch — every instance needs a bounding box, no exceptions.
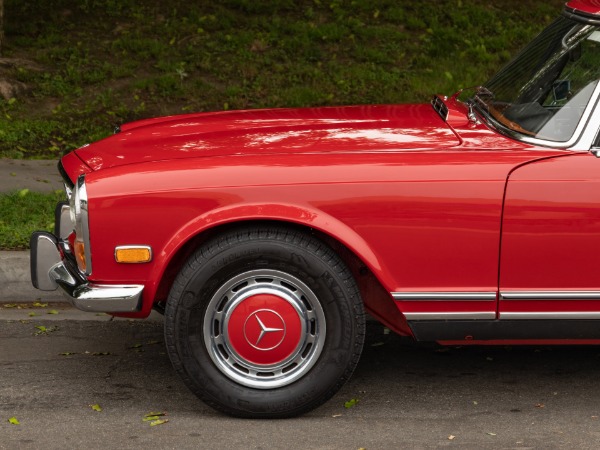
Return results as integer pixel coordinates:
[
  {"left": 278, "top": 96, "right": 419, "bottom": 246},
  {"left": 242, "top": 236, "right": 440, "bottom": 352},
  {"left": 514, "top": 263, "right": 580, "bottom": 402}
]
[{"left": 473, "top": 16, "right": 600, "bottom": 143}]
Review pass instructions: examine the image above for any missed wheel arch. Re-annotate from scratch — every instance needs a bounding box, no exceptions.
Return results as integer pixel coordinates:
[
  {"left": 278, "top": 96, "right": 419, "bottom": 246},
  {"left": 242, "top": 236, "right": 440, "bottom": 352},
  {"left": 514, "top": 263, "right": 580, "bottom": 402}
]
[{"left": 150, "top": 207, "right": 409, "bottom": 335}]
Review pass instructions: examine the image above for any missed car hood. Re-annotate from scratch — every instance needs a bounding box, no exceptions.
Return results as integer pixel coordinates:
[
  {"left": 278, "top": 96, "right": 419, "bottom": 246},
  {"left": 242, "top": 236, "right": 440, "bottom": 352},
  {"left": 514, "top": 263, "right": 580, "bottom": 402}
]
[{"left": 75, "top": 104, "right": 461, "bottom": 171}]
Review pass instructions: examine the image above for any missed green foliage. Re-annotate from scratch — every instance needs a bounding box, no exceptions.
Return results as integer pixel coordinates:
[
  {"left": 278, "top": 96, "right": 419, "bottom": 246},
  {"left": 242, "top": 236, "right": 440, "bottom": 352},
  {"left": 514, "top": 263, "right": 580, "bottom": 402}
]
[
  {"left": 0, "top": 190, "right": 65, "bottom": 250},
  {"left": 2, "top": 0, "right": 564, "bottom": 158}
]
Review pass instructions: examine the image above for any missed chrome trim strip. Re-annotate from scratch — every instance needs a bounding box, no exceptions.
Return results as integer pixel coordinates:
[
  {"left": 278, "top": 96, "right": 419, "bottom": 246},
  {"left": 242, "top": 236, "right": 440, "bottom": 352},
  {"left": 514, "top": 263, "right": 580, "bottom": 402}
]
[
  {"left": 393, "top": 292, "right": 496, "bottom": 301},
  {"left": 501, "top": 291, "right": 600, "bottom": 300},
  {"left": 500, "top": 312, "right": 600, "bottom": 320},
  {"left": 49, "top": 261, "right": 77, "bottom": 288},
  {"left": 63, "top": 183, "right": 73, "bottom": 200},
  {"left": 69, "top": 284, "right": 144, "bottom": 313},
  {"left": 57, "top": 204, "right": 73, "bottom": 239},
  {"left": 77, "top": 175, "right": 93, "bottom": 276},
  {"left": 404, "top": 312, "right": 496, "bottom": 321}
]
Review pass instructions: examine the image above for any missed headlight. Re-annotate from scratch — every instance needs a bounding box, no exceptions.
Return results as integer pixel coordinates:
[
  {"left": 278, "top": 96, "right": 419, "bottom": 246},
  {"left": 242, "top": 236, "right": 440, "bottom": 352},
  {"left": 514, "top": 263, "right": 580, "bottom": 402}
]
[{"left": 72, "top": 175, "right": 92, "bottom": 275}]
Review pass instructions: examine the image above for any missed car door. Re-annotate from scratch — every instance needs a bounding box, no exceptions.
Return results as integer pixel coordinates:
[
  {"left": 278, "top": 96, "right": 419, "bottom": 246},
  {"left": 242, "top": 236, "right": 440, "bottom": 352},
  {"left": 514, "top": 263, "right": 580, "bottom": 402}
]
[{"left": 499, "top": 151, "right": 600, "bottom": 328}]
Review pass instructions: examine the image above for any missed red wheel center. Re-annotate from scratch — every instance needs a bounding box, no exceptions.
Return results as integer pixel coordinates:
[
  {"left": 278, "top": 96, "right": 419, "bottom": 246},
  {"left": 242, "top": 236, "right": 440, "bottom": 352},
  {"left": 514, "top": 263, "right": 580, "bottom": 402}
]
[{"left": 227, "top": 293, "right": 303, "bottom": 366}]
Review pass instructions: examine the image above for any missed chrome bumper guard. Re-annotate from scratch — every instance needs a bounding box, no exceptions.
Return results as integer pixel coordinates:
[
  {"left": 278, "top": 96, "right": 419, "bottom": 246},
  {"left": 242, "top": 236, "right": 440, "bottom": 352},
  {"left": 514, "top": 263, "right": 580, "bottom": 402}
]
[{"left": 30, "top": 231, "right": 143, "bottom": 313}]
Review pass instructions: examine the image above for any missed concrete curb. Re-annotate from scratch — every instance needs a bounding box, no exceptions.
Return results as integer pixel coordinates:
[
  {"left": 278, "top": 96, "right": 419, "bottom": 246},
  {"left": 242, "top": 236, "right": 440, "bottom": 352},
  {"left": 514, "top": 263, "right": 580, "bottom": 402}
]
[
  {"left": 1, "top": 159, "right": 64, "bottom": 301},
  {"left": 0, "top": 251, "right": 64, "bottom": 302}
]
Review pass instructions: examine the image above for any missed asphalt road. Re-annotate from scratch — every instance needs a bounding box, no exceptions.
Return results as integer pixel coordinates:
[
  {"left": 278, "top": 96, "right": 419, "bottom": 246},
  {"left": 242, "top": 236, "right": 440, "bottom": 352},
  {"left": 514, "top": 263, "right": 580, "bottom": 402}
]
[{"left": 3, "top": 308, "right": 600, "bottom": 449}]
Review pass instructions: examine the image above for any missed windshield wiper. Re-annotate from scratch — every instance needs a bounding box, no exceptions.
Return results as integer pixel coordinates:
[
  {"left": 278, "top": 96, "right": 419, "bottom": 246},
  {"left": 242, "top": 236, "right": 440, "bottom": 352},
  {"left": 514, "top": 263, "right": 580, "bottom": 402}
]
[{"left": 465, "top": 86, "right": 494, "bottom": 123}]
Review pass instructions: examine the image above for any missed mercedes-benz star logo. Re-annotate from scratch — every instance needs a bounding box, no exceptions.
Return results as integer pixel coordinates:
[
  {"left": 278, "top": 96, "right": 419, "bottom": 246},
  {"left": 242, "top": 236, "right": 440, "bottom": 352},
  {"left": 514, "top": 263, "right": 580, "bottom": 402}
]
[{"left": 244, "top": 309, "right": 286, "bottom": 351}]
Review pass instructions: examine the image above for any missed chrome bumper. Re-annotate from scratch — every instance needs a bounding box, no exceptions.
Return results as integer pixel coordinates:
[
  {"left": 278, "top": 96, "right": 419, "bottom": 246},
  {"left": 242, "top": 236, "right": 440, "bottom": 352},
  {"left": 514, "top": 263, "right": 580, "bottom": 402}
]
[{"left": 30, "top": 231, "right": 143, "bottom": 313}]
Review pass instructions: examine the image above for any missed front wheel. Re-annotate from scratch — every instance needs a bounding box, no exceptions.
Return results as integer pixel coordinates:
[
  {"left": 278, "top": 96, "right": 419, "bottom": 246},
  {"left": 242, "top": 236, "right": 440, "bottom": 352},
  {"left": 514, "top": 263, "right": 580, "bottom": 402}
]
[{"left": 164, "top": 226, "right": 365, "bottom": 418}]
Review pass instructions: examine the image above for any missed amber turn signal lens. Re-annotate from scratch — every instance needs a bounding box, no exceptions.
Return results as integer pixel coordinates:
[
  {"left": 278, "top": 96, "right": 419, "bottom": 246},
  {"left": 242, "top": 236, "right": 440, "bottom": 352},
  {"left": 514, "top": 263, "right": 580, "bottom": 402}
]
[
  {"left": 74, "top": 240, "right": 86, "bottom": 273},
  {"left": 115, "top": 246, "right": 152, "bottom": 264}
]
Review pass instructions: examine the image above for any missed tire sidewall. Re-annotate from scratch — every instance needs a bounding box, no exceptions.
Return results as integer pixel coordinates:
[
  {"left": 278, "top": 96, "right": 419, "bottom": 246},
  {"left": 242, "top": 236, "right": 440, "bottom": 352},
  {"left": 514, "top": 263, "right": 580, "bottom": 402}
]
[{"left": 166, "top": 230, "right": 363, "bottom": 417}]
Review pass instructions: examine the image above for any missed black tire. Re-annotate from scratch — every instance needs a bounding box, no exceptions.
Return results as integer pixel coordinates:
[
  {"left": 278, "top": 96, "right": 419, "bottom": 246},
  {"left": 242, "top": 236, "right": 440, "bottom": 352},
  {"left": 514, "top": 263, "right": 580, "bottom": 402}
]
[{"left": 164, "top": 226, "right": 365, "bottom": 418}]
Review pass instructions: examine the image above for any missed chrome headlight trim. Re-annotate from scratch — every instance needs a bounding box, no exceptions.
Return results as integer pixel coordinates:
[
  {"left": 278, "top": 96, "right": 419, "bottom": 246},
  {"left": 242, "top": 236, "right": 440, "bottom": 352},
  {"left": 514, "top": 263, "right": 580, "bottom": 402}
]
[
  {"left": 74, "top": 175, "right": 93, "bottom": 276},
  {"left": 69, "top": 181, "right": 77, "bottom": 225},
  {"left": 64, "top": 183, "right": 73, "bottom": 201}
]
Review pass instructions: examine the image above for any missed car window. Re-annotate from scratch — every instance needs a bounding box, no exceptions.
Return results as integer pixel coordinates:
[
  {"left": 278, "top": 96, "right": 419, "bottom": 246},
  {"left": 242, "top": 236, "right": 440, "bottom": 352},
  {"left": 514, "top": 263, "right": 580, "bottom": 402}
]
[{"left": 474, "top": 17, "right": 600, "bottom": 144}]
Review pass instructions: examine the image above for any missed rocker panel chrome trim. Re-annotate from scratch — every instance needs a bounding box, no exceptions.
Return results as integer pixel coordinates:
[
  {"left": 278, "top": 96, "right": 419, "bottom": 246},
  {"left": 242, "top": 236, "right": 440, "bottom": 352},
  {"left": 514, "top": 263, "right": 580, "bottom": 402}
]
[
  {"left": 404, "top": 312, "right": 496, "bottom": 321},
  {"left": 500, "top": 312, "right": 600, "bottom": 320},
  {"left": 501, "top": 291, "right": 600, "bottom": 300},
  {"left": 393, "top": 292, "right": 496, "bottom": 301}
]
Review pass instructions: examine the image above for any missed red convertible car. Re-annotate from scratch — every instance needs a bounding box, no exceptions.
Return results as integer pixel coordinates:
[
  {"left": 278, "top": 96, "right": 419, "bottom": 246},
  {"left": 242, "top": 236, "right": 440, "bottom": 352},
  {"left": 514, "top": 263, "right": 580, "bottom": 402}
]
[{"left": 31, "top": 0, "right": 600, "bottom": 417}]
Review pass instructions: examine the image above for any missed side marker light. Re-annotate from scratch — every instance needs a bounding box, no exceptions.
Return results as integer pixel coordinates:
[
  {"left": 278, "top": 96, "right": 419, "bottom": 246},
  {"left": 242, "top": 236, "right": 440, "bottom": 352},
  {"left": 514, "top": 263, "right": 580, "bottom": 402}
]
[{"left": 115, "top": 246, "right": 152, "bottom": 264}]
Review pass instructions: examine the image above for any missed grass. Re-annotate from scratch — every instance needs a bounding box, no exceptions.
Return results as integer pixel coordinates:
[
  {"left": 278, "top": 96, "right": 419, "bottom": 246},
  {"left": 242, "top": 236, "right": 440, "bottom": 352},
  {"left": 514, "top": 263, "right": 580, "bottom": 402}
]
[
  {"left": 0, "top": 190, "right": 65, "bottom": 250},
  {"left": 1, "top": 0, "right": 564, "bottom": 159}
]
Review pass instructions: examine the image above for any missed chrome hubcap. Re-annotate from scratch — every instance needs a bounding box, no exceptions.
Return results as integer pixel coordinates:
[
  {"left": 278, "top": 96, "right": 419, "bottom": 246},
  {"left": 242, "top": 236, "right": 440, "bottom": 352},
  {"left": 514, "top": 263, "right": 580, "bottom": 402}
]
[{"left": 203, "top": 269, "right": 326, "bottom": 389}]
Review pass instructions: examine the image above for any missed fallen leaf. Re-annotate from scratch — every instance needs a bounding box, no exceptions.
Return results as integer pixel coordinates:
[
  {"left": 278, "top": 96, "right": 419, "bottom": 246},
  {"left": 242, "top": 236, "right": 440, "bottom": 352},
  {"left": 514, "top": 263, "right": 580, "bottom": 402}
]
[
  {"left": 535, "top": 403, "right": 545, "bottom": 408},
  {"left": 332, "top": 414, "right": 342, "bottom": 418},
  {"left": 60, "top": 352, "right": 76, "bottom": 356},
  {"left": 33, "top": 302, "right": 48, "bottom": 308},
  {"left": 3, "top": 304, "right": 17, "bottom": 308},
  {"left": 448, "top": 435, "right": 456, "bottom": 440},
  {"left": 146, "top": 340, "right": 161, "bottom": 345},
  {"left": 18, "top": 188, "right": 29, "bottom": 197},
  {"left": 28, "top": 312, "right": 37, "bottom": 317},
  {"left": 143, "top": 412, "right": 167, "bottom": 421},
  {"left": 47, "top": 310, "right": 59, "bottom": 315},
  {"left": 473, "top": 401, "right": 478, "bottom": 405},
  {"left": 129, "top": 343, "right": 143, "bottom": 349},
  {"left": 487, "top": 432, "right": 497, "bottom": 436},
  {"left": 344, "top": 398, "right": 359, "bottom": 409},
  {"left": 149, "top": 419, "right": 168, "bottom": 426},
  {"left": 91, "top": 352, "right": 111, "bottom": 356},
  {"left": 90, "top": 404, "right": 102, "bottom": 412},
  {"left": 8, "top": 417, "right": 20, "bottom": 425},
  {"left": 34, "top": 325, "right": 58, "bottom": 335}
]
